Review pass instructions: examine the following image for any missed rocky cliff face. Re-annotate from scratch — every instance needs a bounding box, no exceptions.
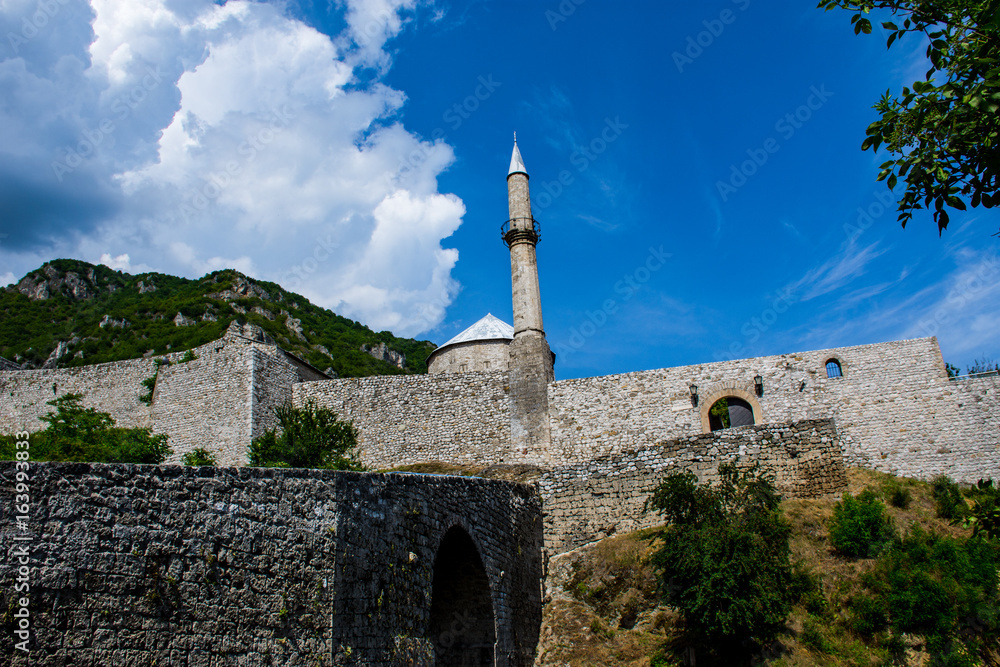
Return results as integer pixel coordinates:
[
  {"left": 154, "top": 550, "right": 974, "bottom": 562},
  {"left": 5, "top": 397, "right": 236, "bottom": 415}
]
[
  {"left": 11, "top": 264, "right": 120, "bottom": 301},
  {"left": 362, "top": 342, "right": 406, "bottom": 369}
]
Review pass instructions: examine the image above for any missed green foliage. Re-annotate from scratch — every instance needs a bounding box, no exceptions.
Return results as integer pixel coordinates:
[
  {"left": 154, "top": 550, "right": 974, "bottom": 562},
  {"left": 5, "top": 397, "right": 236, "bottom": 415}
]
[
  {"left": 708, "top": 397, "right": 730, "bottom": 430},
  {"left": 647, "top": 463, "right": 795, "bottom": 654},
  {"left": 0, "top": 394, "right": 171, "bottom": 464},
  {"left": 945, "top": 362, "right": 961, "bottom": 378},
  {"left": 818, "top": 0, "right": 1000, "bottom": 233},
  {"left": 848, "top": 526, "right": 1000, "bottom": 663},
  {"left": 828, "top": 488, "right": 896, "bottom": 557},
  {"left": 967, "top": 356, "right": 1000, "bottom": 375},
  {"left": 0, "top": 260, "right": 436, "bottom": 377},
  {"left": 961, "top": 478, "right": 1000, "bottom": 538},
  {"left": 883, "top": 478, "right": 913, "bottom": 508},
  {"left": 933, "top": 475, "right": 969, "bottom": 520},
  {"left": 248, "top": 402, "right": 362, "bottom": 470},
  {"left": 182, "top": 447, "right": 217, "bottom": 467}
]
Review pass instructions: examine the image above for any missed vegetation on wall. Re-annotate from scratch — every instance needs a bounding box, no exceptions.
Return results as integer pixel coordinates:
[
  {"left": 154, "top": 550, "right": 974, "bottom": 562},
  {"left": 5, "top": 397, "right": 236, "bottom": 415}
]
[
  {"left": 0, "top": 394, "right": 171, "bottom": 464},
  {"left": 0, "top": 259, "right": 436, "bottom": 377},
  {"left": 248, "top": 402, "right": 362, "bottom": 471}
]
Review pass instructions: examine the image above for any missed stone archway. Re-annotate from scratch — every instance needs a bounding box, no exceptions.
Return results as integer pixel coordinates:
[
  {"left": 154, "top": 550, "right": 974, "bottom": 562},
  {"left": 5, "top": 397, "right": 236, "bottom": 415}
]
[
  {"left": 699, "top": 386, "right": 763, "bottom": 433},
  {"left": 428, "top": 525, "right": 497, "bottom": 666}
]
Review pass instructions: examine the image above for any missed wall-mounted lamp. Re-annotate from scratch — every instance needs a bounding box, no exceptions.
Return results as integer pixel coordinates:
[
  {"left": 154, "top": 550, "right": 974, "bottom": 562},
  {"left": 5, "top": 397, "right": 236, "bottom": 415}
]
[
  {"left": 754, "top": 374, "right": 764, "bottom": 396},
  {"left": 689, "top": 384, "right": 699, "bottom": 407}
]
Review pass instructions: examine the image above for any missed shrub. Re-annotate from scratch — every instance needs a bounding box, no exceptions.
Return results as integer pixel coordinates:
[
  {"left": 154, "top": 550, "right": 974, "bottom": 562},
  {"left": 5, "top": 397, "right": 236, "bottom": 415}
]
[
  {"left": 248, "top": 401, "right": 362, "bottom": 470},
  {"left": 961, "top": 478, "right": 1000, "bottom": 535},
  {"left": 828, "top": 489, "right": 895, "bottom": 557},
  {"left": 0, "top": 394, "right": 171, "bottom": 464},
  {"left": 932, "top": 476, "right": 968, "bottom": 520},
  {"left": 182, "top": 447, "right": 217, "bottom": 467},
  {"left": 850, "top": 526, "right": 1000, "bottom": 663},
  {"left": 883, "top": 479, "right": 912, "bottom": 509},
  {"left": 647, "top": 463, "right": 795, "bottom": 654}
]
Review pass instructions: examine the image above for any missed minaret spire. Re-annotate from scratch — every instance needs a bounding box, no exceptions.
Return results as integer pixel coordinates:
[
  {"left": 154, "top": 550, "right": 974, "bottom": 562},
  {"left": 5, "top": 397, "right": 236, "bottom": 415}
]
[{"left": 501, "top": 137, "right": 553, "bottom": 460}]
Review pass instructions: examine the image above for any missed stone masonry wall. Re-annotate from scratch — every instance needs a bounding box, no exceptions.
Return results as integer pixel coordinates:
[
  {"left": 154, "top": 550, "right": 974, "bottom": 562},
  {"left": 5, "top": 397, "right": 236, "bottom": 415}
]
[
  {"left": 539, "top": 419, "right": 846, "bottom": 553},
  {"left": 427, "top": 339, "right": 511, "bottom": 374},
  {"left": 294, "top": 372, "right": 513, "bottom": 468},
  {"left": 0, "top": 462, "right": 544, "bottom": 666},
  {"left": 547, "top": 337, "right": 997, "bottom": 482},
  {"left": 149, "top": 345, "right": 254, "bottom": 467},
  {"left": 0, "top": 357, "right": 157, "bottom": 434},
  {"left": 0, "top": 333, "right": 304, "bottom": 467}
]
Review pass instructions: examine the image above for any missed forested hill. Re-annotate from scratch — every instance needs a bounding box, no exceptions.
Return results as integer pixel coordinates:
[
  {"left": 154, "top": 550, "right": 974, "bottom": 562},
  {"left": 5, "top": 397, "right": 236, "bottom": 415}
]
[{"left": 0, "top": 259, "right": 437, "bottom": 377}]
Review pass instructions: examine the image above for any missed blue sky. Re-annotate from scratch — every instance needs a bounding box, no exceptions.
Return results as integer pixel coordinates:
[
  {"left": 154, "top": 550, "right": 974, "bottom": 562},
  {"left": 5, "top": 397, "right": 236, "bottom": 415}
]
[{"left": 2, "top": 0, "right": 998, "bottom": 380}]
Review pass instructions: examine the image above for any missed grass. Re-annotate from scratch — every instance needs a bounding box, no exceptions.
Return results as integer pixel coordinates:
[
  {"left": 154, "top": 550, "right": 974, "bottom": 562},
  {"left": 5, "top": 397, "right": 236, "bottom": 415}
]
[{"left": 536, "top": 468, "right": 990, "bottom": 667}]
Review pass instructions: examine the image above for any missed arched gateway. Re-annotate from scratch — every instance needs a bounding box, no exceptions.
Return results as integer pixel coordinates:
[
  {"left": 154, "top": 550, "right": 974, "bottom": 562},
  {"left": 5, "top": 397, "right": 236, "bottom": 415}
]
[{"left": 429, "top": 525, "right": 497, "bottom": 665}]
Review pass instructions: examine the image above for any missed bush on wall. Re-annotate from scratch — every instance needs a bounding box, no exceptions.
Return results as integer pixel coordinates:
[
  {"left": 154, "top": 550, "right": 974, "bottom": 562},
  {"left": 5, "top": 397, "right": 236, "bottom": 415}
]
[
  {"left": 248, "top": 401, "right": 362, "bottom": 471},
  {"left": 0, "top": 393, "right": 171, "bottom": 464}
]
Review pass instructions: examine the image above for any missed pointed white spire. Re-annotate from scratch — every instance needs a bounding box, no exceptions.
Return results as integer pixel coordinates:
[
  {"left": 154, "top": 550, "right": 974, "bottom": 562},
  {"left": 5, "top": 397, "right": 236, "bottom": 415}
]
[{"left": 508, "top": 133, "right": 528, "bottom": 177}]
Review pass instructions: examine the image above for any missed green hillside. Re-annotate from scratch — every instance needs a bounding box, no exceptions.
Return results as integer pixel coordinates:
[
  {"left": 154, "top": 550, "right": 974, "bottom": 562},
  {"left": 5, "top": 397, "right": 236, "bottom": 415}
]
[{"left": 0, "top": 259, "right": 436, "bottom": 377}]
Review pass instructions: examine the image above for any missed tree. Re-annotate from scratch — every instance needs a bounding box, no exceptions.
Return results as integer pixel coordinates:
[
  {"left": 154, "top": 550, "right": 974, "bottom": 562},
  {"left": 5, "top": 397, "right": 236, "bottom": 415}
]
[
  {"left": 0, "top": 393, "right": 171, "bottom": 464},
  {"left": 646, "top": 463, "right": 796, "bottom": 657},
  {"left": 248, "top": 401, "right": 363, "bottom": 470},
  {"left": 818, "top": 0, "right": 1000, "bottom": 234}
]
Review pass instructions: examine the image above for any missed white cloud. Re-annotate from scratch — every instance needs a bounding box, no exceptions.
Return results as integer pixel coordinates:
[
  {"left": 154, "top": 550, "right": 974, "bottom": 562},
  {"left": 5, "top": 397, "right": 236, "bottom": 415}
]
[
  {"left": 0, "top": 272, "right": 14, "bottom": 287},
  {"left": 786, "top": 240, "right": 888, "bottom": 302},
  {"left": 0, "top": 0, "right": 465, "bottom": 337},
  {"left": 99, "top": 252, "right": 131, "bottom": 271}
]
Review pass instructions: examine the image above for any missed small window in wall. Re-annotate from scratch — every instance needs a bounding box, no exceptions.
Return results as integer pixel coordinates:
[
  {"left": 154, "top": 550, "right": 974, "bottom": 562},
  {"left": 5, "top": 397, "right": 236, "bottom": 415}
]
[
  {"left": 708, "top": 397, "right": 755, "bottom": 431},
  {"left": 459, "top": 363, "right": 468, "bottom": 372},
  {"left": 826, "top": 359, "right": 843, "bottom": 378},
  {"left": 483, "top": 361, "right": 491, "bottom": 369}
]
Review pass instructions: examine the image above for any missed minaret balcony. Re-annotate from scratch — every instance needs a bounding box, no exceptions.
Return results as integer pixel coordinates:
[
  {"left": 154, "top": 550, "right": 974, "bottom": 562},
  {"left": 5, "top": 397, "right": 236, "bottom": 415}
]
[{"left": 501, "top": 217, "right": 541, "bottom": 248}]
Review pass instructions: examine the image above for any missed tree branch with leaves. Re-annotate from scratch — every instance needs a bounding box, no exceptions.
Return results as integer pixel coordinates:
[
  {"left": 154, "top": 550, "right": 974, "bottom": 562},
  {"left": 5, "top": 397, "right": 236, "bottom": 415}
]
[{"left": 819, "top": 0, "right": 1000, "bottom": 234}]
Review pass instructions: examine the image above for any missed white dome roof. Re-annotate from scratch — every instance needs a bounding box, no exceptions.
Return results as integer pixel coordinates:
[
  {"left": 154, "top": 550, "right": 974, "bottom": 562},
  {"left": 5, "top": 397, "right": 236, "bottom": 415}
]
[{"left": 438, "top": 313, "right": 513, "bottom": 349}]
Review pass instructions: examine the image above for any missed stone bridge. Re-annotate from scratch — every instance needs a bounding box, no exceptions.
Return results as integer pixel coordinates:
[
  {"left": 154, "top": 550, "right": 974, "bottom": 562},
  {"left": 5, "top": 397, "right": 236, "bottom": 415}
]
[{"left": 0, "top": 462, "right": 544, "bottom": 666}]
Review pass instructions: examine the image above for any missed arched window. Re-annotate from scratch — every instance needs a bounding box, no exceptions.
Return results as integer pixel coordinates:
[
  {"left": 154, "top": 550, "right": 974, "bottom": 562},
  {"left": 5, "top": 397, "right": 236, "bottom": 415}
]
[
  {"left": 825, "top": 359, "right": 843, "bottom": 378},
  {"left": 708, "top": 396, "right": 755, "bottom": 431},
  {"left": 428, "top": 526, "right": 496, "bottom": 665}
]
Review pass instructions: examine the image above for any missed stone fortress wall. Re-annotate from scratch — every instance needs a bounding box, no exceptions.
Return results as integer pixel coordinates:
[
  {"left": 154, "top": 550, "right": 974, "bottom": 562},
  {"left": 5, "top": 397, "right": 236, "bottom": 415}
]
[
  {"left": 0, "top": 462, "right": 543, "bottom": 666},
  {"left": 540, "top": 419, "right": 846, "bottom": 553},
  {"left": 298, "top": 335, "right": 998, "bottom": 484},
  {"left": 2, "top": 332, "right": 997, "bottom": 554},
  {"left": 0, "top": 327, "right": 310, "bottom": 466}
]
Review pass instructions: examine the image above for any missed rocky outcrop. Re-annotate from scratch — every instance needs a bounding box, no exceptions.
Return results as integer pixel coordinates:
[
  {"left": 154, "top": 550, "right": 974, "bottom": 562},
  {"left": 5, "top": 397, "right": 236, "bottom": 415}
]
[
  {"left": 99, "top": 314, "right": 128, "bottom": 329},
  {"left": 207, "top": 274, "right": 272, "bottom": 303},
  {"left": 137, "top": 280, "right": 157, "bottom": 294},
  {"left": 42, "top": 341, "right": 70, "bottom": 368},
  {"left": 362, "top": 342, "right": 406, "bottom": 369},
  {"left": 14, "top": 266, "right": 97, "bottom": 301},
  {"left": 283, "top": 311, "right": 306, "bottom": 341},
  {"left": 173, "top": 312, "right": 196, "bottom": 327}
]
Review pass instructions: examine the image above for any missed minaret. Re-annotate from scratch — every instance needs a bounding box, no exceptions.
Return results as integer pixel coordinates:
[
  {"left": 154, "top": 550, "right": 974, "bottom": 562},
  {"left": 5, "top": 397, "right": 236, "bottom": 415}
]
[{"left": 502, "top": 135, "right": 553, "bottom": 458}]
